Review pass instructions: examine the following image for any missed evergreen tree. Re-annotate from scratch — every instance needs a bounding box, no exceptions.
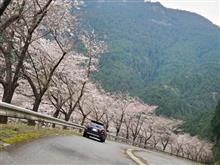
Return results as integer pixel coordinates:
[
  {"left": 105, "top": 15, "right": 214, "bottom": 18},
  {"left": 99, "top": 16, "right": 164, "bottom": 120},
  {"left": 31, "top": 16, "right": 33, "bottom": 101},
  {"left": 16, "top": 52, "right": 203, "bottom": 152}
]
[
  {"left": 212, "top": 100, "right": 220, "bottom": 141},
  {"left": 211, "top": 100, "right": 220, "bottom": 161}
]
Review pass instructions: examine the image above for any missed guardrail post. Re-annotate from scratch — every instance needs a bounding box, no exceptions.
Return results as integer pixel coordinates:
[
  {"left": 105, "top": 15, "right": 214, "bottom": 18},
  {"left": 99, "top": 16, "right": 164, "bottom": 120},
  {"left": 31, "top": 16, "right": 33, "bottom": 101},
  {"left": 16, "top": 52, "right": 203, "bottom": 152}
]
[
  {"left": 37, "top": 121, "right": 40, "bottom": 129},
  {"left": 63, "top": 125, "right": 67, "bottom": 129},
  {"left": 0, "top": 115, "right": 8, "bottom": 124},
  {"left": 28, "top": 119, "right": 36, "bottom": 126}
]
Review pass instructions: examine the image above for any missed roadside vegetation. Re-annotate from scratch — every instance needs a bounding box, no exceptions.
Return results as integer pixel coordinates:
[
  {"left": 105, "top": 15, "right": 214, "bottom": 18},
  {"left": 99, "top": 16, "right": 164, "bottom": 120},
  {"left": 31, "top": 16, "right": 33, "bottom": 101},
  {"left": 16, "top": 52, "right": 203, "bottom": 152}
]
[
  {"left": 211, "top": 100, "right": 220, "bottom": 163},
  {"left": 0, "top": 123, "right": 78, "bottom": 150}
]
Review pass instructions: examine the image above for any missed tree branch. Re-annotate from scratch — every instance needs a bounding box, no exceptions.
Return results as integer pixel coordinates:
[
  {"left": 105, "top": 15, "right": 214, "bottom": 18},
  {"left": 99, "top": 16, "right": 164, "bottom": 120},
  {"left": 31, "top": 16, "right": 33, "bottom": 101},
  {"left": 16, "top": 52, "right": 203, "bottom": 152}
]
[{"left": 0, "top": 0, "right": 11, "bottom": 17}]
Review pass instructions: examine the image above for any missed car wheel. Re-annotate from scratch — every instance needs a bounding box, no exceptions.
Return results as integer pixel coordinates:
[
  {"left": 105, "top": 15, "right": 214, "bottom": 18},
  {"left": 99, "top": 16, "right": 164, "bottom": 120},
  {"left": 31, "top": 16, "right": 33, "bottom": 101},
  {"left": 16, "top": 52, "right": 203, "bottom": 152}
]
[
  {"left": 83, "top": 131, "right": 87, "bottom": 137},
  {"left": 100, "top": 138, "right": 105, "bottom": 143}
]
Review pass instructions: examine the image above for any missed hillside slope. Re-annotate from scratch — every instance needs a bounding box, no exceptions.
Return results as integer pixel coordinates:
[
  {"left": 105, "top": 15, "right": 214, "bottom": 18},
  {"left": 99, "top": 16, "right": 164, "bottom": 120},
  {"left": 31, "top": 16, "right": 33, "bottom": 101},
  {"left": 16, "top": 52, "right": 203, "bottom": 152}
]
[{"left": 76, "top": 0, "right": 220, "bottom": 137}]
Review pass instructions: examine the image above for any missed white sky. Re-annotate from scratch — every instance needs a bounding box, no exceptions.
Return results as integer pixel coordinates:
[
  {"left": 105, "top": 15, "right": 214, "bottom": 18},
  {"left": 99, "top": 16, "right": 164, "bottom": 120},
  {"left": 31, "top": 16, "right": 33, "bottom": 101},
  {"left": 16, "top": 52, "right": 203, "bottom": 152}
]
[{"left": 149, "top": 0, "right": 220, "bottom": 26}]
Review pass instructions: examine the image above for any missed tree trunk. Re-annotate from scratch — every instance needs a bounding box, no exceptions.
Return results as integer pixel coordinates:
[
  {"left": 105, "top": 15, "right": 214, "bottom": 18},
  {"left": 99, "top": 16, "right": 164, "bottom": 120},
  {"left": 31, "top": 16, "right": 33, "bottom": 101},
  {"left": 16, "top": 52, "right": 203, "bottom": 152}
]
[
  {"left": 162, "top": 141, "right": 168, "bottom": 151},
  {"left": 105, "top": 122, "right": 109, "bottom": 130},
  {"left": 144, "top": 139, "right": 148, "bottom": 148},
  {"left": 79, "top": 115, "right": 86, "bottom": 133},
  {"left": 65, "top": 114, "right": 70, "bottom": 122},
  {"left": 81, "top": 115, "right": 86, "bottom": 126},
  {"left": 132, "top": 136, "right": 137, "bottom": 145},
  {"left": 0, "top": 84, "right": 16, "bottom": 123},
  {"left": 52, "top": 109, "right": 60, "bottom": 128},
  {"left": 125, "top": 127, "right": 129, "bottom": 139},
  {"left": 28, "top": 96, "right": 42, "bottom": 126},
  {"left": 116, "top": 128, "right": 120, "bottom": 136},
  {"left": 63, "top": 114, "right": 70, "bottom": 129},
  {"left": 2, "top": 85, "right": 15, "bottom": 103},
  {"left": 32, "top": 96, "right": 42, "bottom": 112}
]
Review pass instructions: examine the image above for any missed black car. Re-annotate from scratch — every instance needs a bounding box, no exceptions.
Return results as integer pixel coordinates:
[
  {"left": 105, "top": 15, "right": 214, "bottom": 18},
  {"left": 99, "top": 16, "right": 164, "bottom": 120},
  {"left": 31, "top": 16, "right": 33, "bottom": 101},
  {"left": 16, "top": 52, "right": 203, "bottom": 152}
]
[{"left": 83, "top": 120, "right": 107, "bottom": 142}]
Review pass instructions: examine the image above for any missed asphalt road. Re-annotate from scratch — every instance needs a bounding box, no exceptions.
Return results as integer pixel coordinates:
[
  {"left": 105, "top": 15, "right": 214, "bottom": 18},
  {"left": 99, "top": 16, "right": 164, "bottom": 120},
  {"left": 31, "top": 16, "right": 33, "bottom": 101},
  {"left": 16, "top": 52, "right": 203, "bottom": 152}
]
[
  {"left": 135, "top": 150, "right": 200, "bottom": 165},
  {"left": 0, "top": 135, "right": 134, "bottom": 165},
  {"left": 0, "top": 135, "right": 201, "bottom": 165}
]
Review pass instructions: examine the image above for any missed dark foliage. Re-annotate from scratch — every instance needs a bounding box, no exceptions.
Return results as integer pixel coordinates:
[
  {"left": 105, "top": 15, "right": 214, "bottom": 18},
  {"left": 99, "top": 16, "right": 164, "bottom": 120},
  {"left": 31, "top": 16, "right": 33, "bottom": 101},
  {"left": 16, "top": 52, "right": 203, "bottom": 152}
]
[{"left": 212, "top": 100, "right": 220, "bottom": 161}]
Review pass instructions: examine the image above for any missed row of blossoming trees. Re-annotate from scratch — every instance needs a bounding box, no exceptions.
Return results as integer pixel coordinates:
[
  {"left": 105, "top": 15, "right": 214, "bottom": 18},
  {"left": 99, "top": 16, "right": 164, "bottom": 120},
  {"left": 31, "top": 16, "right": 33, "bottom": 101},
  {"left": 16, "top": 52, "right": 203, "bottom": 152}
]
[{"left": 0, "top": 0, "right": 213, "bottom": 163}]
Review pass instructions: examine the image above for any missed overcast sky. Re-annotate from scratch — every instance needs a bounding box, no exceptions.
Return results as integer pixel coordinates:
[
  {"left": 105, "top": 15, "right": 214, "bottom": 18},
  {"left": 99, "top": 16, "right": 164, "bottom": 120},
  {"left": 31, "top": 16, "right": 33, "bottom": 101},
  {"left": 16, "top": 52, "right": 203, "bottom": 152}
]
[{"left": 149, "top": 0, "right": 219, "bottom": 26}]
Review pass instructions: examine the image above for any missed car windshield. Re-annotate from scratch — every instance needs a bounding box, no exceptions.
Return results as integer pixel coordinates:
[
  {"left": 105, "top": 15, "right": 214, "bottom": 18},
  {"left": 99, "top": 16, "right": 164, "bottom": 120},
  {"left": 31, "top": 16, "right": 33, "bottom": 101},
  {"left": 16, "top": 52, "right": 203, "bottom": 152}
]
[{"left": 91, "top": 122, "right": 104, "bottom": 129}]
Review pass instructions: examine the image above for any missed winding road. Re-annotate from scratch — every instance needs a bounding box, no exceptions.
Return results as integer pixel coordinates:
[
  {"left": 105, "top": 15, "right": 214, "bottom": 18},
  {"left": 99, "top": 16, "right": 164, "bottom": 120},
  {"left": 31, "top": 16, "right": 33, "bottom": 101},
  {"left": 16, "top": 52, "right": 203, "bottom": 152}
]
[{"left": 0, "top": 135, "right": 200, "bottom": 165}]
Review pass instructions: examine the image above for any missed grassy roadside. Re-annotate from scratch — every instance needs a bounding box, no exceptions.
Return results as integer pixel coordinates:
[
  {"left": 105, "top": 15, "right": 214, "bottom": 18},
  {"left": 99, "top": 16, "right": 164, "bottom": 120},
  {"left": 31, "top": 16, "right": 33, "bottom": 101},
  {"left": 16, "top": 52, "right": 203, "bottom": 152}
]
[{"left": 0, "top": 123, "right": 80, "bottom": 150}]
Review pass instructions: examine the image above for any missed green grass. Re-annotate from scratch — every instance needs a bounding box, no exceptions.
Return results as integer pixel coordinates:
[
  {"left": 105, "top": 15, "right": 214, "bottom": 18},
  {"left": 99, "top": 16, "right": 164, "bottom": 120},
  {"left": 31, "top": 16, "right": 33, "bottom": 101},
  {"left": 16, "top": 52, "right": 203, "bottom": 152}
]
[{"left": 0, "top": 123, "right": 80, "bottom": 150}]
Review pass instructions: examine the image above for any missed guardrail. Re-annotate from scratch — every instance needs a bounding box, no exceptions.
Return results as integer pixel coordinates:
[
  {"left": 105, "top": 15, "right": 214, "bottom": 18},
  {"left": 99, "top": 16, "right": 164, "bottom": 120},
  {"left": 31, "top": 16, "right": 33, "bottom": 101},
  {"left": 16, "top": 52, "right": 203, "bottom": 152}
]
[
  {"left": 0, "top": 101, "right": 85, "bottom": 130},
  {"left": 0, "top": 102, "right": 135, "bottom": 144},
  {"left": 0, "top": 102, "right": 134, "bottom": 142},
  {"left": 0, "top": 102, "right": 132, "bottom": 143},
  {"left": 107, "top": 134, "right": 133, "bottom": 144}
]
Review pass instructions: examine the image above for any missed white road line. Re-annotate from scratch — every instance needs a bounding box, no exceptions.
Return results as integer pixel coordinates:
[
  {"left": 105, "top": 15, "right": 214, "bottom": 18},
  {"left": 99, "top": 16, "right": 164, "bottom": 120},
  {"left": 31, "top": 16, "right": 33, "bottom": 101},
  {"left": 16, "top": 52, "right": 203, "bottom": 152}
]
[{"left": 126, "top": 149, "right": 148, "bottom": 165}]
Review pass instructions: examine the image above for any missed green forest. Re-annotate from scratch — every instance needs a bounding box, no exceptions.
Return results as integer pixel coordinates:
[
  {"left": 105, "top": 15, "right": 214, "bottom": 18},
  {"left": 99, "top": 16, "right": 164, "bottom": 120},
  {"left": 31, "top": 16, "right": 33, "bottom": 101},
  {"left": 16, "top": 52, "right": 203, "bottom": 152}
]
[
  {"left": 212, "top": 100, "right": 220, "bottom": 162},
  {"left": 76, "top": 0, "right": 220, "bottom": 139}
]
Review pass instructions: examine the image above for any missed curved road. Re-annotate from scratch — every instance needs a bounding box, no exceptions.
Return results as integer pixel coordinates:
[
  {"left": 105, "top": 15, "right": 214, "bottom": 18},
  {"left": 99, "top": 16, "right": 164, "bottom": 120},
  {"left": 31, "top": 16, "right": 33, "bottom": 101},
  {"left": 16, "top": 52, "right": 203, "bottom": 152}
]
[
  {"left": 0, "top": 135, "right": 134, "bottom": 165},
  {"left": 0, "top": 135, "right": 200, "bottom": 165},
  {"left": 135, "top": 150, "right": 200, "bottom": 165}
]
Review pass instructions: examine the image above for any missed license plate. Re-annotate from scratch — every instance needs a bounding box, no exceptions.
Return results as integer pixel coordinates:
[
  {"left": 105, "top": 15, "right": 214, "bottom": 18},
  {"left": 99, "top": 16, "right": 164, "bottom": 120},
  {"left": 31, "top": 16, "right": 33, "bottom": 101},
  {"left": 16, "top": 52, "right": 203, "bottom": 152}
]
[{"left": 92, "top": 128, "right": 97, "bottom": 132}]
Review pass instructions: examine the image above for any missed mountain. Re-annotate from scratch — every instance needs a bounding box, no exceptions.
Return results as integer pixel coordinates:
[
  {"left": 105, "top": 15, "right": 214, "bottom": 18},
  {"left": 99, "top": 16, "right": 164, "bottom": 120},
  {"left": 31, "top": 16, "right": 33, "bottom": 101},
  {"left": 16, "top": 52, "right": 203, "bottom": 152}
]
[{"left": 75, "top": 0, "right": 220, "bottom": 138}]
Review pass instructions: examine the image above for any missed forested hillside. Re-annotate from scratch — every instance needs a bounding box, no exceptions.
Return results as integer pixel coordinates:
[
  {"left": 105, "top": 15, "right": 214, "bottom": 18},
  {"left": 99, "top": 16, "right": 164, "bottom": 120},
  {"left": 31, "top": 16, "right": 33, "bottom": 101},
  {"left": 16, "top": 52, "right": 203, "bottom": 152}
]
[{"left": 76, "top": 0, "right": 220, "bottom": 137}]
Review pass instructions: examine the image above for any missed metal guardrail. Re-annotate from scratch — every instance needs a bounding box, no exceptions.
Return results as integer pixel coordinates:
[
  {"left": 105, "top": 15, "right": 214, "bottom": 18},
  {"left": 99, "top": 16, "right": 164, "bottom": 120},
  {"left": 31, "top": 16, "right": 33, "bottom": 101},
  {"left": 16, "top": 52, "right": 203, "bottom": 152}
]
[
  {"left": 0, "top": 101, "right": 85, "bottom": 130},
  {"left": 0, "top": 102, "right": 130, "bottom": 143},
  {"left": 0, "top": 102, "right": 132, "bottom": 142},
  {"left": 107, "top": 134, "right": 133, "bottom": 144}
]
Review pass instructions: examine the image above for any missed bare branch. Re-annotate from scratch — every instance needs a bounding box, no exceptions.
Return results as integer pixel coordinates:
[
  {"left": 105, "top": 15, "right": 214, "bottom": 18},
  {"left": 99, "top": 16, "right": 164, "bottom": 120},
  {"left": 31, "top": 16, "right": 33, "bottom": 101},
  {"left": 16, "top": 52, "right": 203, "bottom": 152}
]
[{"left": 0, "top": 0, "right": 11, "bottom": 17}]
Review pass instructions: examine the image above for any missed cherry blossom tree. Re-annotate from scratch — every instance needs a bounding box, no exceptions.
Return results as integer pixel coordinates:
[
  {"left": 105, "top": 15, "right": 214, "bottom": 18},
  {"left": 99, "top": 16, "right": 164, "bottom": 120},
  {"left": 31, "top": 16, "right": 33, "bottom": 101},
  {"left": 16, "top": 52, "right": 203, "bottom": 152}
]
[
  {"left": 24, "top": 37, "right": 68, "bottom": 108},
  {"left": 130, "top": 112, "right": 145, "bottom": 143},
  {"left": 101, "top": 107, "right": 114, "bottom": 131},
  {"left": 47, "top": 30, "right": 106, "bottom": 125},
  {"left": 89, "top": 96, "right": 106, "bottom": 121},
  {"left": 112, "top": 93, "right": 135, "bottom": 137},
  {"left": 123, "top": 112, "right": 133, "bottom": 139},
  {"left": 166, "top": 134, "right": 213, "bottom": 162},
  {"left": 78, "top": 97, "right": 92, "bottom": 126},
  {"left": 0, "top": 0, "right": 55, "bottom": 123},
  {"left": 143, "top": 125, "right": 153, "bottom": 147},
  {"left": 48, "top": 74, "right": 71, "bottom": 118},
  {"left": 150, "top": 134, "right": 160, "bottom": 149},
  {"left": 160, "top": 132, "right": 171, "bottom": 151}
]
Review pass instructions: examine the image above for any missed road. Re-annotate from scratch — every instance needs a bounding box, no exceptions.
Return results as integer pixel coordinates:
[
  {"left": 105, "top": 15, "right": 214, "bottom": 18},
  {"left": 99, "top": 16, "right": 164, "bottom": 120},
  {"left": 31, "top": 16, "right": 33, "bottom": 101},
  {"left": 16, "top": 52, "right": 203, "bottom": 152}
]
[
  {"left": 135, "top": 150, "right": 200, "bottom": 165},
  {"left": 0, "top": 135, "right": 200, "bottom": 165},
  {"left": 0, "top": 135, "right": 134, "bottom": 165}
]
